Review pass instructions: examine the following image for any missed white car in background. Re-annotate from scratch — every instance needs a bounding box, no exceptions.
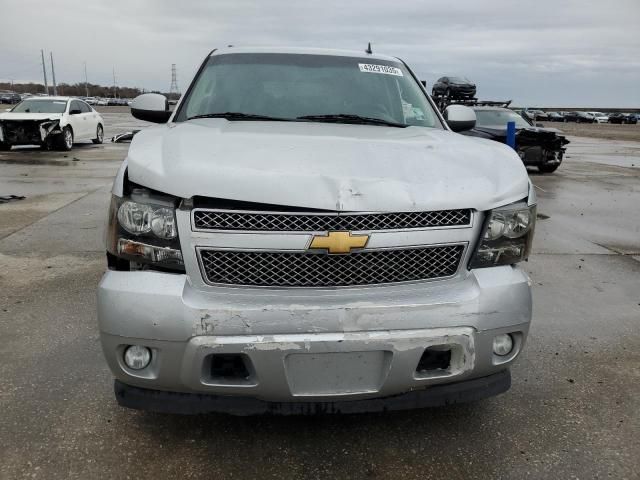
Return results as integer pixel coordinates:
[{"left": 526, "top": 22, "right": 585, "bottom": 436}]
[
  {"left": 587, "top": 111, "right": 608, "bottom": 123},
  {"left": 0, "top": 96, "right": 104, "bottom": 151}
]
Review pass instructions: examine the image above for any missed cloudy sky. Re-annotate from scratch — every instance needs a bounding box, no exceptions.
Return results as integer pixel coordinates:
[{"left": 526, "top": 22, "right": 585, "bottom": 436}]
[{"left": 1, "top": 0, "right": 638, "bottom": 107}]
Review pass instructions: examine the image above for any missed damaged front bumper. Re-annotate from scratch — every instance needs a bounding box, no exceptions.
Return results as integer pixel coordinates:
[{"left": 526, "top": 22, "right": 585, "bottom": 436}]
[
  {"left": 516, "top": 129, "right": 569, "bottom": 166},
  {"left": 0, "top": 119, "right": 62, "bottom": 146},
  {"left": 98, "top": 265, "right": 532, "bottom": 414}
]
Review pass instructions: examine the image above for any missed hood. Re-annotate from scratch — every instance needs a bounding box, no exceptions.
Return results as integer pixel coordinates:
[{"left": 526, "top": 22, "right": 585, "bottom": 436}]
[
  {"left": 0, "top": 112, "right": 62, "bottom": 122},
  {"left": 126, "top": 120, "right": 529, "bottom": 212}
]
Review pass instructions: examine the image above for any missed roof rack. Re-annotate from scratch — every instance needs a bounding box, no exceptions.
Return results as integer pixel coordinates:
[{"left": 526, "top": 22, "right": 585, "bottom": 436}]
[
  {"left": 473, "top": 100, "right": 512, "bottom": 107},
  {"left": 433, "top": 96, "right": 512, "bottom": 112},
  {"left": 432, "top": 96, "right": 512, "bottom": 112}
]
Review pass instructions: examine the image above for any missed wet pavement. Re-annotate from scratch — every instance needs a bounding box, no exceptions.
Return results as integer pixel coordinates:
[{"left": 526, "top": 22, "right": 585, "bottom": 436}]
[{"left": 0, "top": 113, "right": 639, "bottom": 479}]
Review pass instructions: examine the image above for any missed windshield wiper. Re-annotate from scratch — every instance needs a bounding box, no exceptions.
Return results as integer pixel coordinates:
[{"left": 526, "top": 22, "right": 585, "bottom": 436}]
[
  {"left": 186, "top": 112, "right": 292, "bottom": 122},
  {"left": 297, "top": 114, "right": 408, "bottom": 128}
]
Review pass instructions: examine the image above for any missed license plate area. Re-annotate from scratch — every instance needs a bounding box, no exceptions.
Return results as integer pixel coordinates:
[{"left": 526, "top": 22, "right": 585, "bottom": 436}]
[{"left": 285, "top": 351, "right": 392, "bottom": 397}]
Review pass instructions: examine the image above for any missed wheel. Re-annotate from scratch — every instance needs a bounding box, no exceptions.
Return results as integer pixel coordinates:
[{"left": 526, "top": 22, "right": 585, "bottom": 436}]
[
  {"left": 0, "top": 142, "right": 11, "bottom": 151},
  {"left": 538, "top": 163, "right": 560, "bottom": 173},
  {"left": 56, "top": 126, "right": 73, "bottom": 151},
  {"left": 92, "top": 124, "right": 104, "bottom": 144}
]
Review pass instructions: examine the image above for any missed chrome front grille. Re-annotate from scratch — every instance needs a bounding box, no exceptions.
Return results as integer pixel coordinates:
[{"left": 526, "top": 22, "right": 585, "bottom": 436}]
[
  {"left": 198, "top": 245, "right": 465, "bottom": 287},
  {"left": 192, "top": 209, "right": 471, "bottom": 232}
]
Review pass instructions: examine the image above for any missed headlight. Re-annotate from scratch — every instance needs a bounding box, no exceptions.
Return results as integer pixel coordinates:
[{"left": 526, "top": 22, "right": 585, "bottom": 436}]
[
  {"left": 117, "top": 201, "right": 153, "bottom": 235},
  {"left": 117, "top": 201, "right": 177, "bottom": 238},
  {"left": 106, "top": 188, "right": 184, "bottom": 271},
  {"left": 469, "top": 201, "right": 536, "bottom": 268}
]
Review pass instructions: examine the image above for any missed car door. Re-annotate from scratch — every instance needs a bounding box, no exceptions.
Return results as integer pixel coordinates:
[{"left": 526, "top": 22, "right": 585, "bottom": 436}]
[
  {"left": 67, "top": 100, "right": 87, "bottom": 138},
  {"left": 79, "top": 101, "right": 97, "bottom": 138}
]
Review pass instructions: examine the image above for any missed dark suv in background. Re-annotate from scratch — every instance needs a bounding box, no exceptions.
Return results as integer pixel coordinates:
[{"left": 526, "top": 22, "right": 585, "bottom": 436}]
[
  {"left": 0, "top": 91, "right": 21, "bottom": 104},
  {"left": 563, "top": 112, "right": 595, "bottom": 123},
  {"left": 431, "top": 76, "right": 476, "bottom": 99},
  {"left": 608, "top": 112, "right": 638, "bottom": 124}
]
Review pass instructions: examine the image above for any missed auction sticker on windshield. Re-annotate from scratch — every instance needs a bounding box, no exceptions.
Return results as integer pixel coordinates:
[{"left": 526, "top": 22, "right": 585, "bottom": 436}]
[{"left": 358, "top": 64, "right": 403, "bottom": 76}]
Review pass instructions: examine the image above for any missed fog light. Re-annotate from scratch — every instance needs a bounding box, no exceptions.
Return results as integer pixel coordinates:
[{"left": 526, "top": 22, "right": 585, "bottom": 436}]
[
  {"left": 124, "top": 345, "right": 151, "bottom": 370},
  {"left": 493, "top": 334, "right": 514, "bottom": 356}
]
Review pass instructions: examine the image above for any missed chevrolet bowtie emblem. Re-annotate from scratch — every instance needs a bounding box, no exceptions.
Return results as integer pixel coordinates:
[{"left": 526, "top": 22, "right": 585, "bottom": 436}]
[{"left": 309, "top": 231, "right": 369, "bottom": 254}]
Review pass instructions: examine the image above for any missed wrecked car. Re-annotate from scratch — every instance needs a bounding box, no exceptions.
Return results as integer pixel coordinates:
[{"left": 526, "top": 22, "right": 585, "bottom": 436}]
[
  {"left": 0, "top": 97, "right": 104, "bottom": 151},
  {"left": 461, "top": 106, "right": 570, "bottom": 173},
  {"left": 98, "top": 47, "right": 536, "bottom": 415}
]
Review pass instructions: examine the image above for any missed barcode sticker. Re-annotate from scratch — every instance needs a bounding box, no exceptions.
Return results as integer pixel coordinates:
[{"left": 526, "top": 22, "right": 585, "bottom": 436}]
[{"left": 358, "top": 64, "right": 403, "bottom": 76}]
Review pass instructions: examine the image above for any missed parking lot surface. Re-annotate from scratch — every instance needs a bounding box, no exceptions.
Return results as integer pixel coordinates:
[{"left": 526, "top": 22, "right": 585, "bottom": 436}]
[{"left": 1, "top": 111, "right": 639, "bottom": 479}]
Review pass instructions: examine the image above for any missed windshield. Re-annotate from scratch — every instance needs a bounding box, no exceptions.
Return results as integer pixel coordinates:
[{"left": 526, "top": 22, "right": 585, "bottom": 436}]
[
  {"left": 11, "top": 99, "right": 67, "bottom": 114},
  {"left": 475, "top": 109, "right": 531, "bottom": 128},
  {"left": 449, "top": 77, "right": 471, "bottom": 84},
  {"left": 174, "top": 53, "right": 442, "bottom": 128}
]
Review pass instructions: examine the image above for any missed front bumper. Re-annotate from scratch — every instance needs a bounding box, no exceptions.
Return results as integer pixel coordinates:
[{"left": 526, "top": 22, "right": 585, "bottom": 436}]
[
  {"left": 0, "top": 119, "right": 62, "bottom": 146},
  {"left": 114, "top": 370, "right": 511, "bottom": 415},
  {"left": 98, "top": 265, "right": 532, "bottom": 409},
  {"left": 450, "top": 87, "right": 476, "bottom": 97}
]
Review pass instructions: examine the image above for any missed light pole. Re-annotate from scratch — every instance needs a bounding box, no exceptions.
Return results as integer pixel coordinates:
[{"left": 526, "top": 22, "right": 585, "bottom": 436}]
[
  {"left": 84, "top": 62, "right": 89, "bottom": 97},
  {"left": 50, "top": 52, "right": 58, "bottom": 96},
  {"left": 41, "top": 49, "right": 49, "bottom": 95}
]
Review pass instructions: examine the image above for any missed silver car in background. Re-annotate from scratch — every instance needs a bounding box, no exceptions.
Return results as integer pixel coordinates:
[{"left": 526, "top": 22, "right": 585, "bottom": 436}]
[{"left": 97, "top": 47, "right": 536, "bottom": 415}]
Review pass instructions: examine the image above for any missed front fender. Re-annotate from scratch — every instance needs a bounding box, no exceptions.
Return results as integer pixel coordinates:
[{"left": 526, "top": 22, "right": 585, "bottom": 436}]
[{"left": 111, "top": 159, "right": 128, "bottom": 197}]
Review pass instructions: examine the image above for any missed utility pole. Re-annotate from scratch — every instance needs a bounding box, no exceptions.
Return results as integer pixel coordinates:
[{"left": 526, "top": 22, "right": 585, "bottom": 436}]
[
  {"left": 50, "top": 52, "right": 58, "bottom": 96},
  {"left": 41, "top": 49, "right": 49, "bottom": 95},
  {"left": 169, "top": 64, "right": 179, "bottom": 99},
  {"left": 84, "top": 62, "right": 89, "bottom": 97},
  {"left": 112, "top": 67, "right": 117, "bottom": 98}
]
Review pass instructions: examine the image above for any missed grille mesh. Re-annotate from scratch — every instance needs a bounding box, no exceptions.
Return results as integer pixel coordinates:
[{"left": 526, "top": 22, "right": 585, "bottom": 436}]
[
  {"left": 193, "top": 209, "right": 471, "bottom": 232},
  {"left": 199, "top": 245, "right": 464, "bottom": 287}
]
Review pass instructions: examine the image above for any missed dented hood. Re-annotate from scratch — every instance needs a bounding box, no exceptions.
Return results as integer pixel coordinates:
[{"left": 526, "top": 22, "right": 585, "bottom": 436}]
[
  {"left": 0, "top": 112, "right": 62, "bottom": 122},
  {"left": 126, "top": 120, "right": 529, "bottom": 212}
]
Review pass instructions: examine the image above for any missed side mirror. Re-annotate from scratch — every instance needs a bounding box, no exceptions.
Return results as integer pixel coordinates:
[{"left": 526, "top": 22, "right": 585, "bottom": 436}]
[
  {"left": 443, "top": 105, "right": 476, "bottom": 132},
  {"left": 130, "top": 93, "right": 172, "bottom": 123},
  {"left": 69, "top": 109, "right": 82, "bottom": 115},
  {"left": 420, "top": 80, "right": 427, "bottom": 87}
]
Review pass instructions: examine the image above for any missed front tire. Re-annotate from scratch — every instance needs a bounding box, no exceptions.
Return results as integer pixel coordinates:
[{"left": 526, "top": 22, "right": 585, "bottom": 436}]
[
  {"left": 538, "top": 163, "right": 560, "bottom": 173},
  {"left": 56, "top": 126, "right": 73, "bottom": 151},
  {"left": 0, "top": 142, "right": 11, "bottom": 151},
  {"left": 92, "top": 124, "right": 104, "bottom": 144}
]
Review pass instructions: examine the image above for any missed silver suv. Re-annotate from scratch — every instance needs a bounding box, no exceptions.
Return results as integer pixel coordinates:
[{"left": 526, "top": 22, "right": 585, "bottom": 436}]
[{"left": 98, "top": 47, "right": 535, "bottom": 415}]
